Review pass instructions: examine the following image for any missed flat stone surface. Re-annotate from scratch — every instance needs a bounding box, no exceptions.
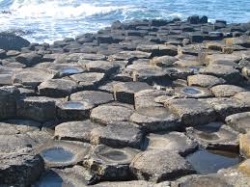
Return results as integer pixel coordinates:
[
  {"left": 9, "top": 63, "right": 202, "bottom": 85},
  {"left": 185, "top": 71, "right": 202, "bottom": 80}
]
[
  {"left": 146, "top": 132, "right": 198, "bottom": 156},
  {"left": 134, "top": 89, "right": 167, "bottom": 109},
  {"left": 90, "top": 122, "right": 144, "bottom": 149},
  {"left": 150, "top": 55, "right": 177, "bottom": 67},
  {"left": 186, "top": 122, "right": 239, "bottom": 152},
  {"left": 199, "top": 64, "right": 242, "bottom": 84},
  {"left": 12, "top": 68, "right": 54, "bottom": 88},
  {"left": 211, "top": 84, "right": 246, "bottom": 97},
  {"left": 130, "top": 106, "right": 181, "bottom": 132},
  {"left": 218, "top": 167, "right": 250, "bottom": 187},
  {"left": 172, "top": 174, "right": 233, "bottom": 187},
  {"left": 203, "top": 97, "right": 250, "bottom": 120},
  {"left": 0, "top": 119, "right": 41, "bottom": 135},
  {"left": 70, "top": 72, "right": 105, "bottom": 89},
  {"left": 90, "top": 103, "right": 134, "bottom": 125},
  {"left": 130, "top": 149, "right": 195, "bottom": 182},
  {"left": 85, "top": 60, "right": 119, "bottom": 74},
  {"left": 55, "top": 120, "right": 101, "bottom": 142},
  {"left": 226, "top": 112, "right": 250, "bottom": 134},
  {"left": 165, "top": 98, "right": 217, "bottom": 126},
  {"left": 0, "top": 150, "right": 44, "bottom": 187},
  {"left": 70, "top": 90, "right": 113, "bottom": 106},
  {"left": 0, "top": 130, "right": 53, "bottom": 153},
  {"left": 38, "top": 79, "right": 78, "bottom": 98},
  {"left": 187, "top": 74, "right": 225, "bottom": 88},
  {"left": 234, "top": 91, "right": 250, "bottom": 106},
  {"left": 240, "top": 132, "right": 250, "bottom": 158}
]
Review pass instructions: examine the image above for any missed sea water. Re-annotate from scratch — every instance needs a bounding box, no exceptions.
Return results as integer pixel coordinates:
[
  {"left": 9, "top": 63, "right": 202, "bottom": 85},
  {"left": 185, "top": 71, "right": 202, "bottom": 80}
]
[{"left": 0, "top": 0, "right": 249, "bottom": 43}]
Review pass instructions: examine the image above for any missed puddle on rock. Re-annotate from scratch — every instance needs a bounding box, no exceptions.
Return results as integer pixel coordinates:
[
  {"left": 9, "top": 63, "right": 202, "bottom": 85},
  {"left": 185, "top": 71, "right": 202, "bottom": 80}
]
[
  {"left": 62, "top": 101, "right": 85, "bottom": 109},
  {"left": 60, "top": 67, "right": 82, "bottom": 75},
  {"left": 186, "top": 149, "right": 241, "bottom": 174},
  {"left": 36, "top": 171, "right": 70, "bottom": 187},
  {"left": 41, "top": 147, "right": 74, "bottom": 162},
  {"left": 182, "top": 87, "right": 201, "bottom": 95},
  {"left": 100, "top": 150, "right": 128, "bottom": 161},
  {"left": 189, "top": 66, "right": 200, "bottom": 74}
]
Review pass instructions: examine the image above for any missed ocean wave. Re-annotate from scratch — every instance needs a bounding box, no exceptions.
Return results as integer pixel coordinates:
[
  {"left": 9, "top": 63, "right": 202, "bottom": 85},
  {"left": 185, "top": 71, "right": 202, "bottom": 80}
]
[{"left": 3, "top": 0, "right": 132, "bottom": 19}]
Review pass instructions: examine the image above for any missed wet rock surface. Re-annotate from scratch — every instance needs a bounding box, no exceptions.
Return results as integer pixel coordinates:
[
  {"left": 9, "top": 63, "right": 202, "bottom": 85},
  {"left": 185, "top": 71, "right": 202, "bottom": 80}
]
[{"left": 1, "top": 16, "right": 250, "bottom": 186}]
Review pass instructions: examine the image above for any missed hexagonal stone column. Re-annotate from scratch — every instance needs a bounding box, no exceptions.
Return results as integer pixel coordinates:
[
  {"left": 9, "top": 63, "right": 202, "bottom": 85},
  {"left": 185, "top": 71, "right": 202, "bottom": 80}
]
[
  {"left": 165, "top": 98, "right": 217, "bottom": 126},
  {"left": 130, "top": 150, "right": 195, "bottom": 182},
  {"left": 0, "top": 150, "right": 44, "bottom": 186},
  {"left": 0, "top": 86, "right": 20, "bottom": 119},
  {"left": 38, "top": 79, "right": 78, "bottom": 98},
  {"left": 90, "top": 103, "right": 134, "bottom": 125},
  {"left": 17, "top": 96, "right": 57, "bottom": 122},
  {"left": 226, "top": 112, "right": 250, "bottom": 134},
  {"left": 113, "top": 81, "right": 151, "bottom": 104},
  {"left": 83, "top": 145, "right": 139, "bottom": 181},
  {"left": 130, "top": 106, "right": 181, "bottom": 132},
  {"left": 55, "top": 120, "right": 101, "bottom": 142},
  {"left": 90, "top": 122, "right": 144, "bottom": 149}
]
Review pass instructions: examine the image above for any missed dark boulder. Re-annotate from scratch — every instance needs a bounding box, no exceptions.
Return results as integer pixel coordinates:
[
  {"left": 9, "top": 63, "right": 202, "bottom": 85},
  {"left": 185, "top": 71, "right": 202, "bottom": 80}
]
[{"left": 0, "top": 32, "right": 30, "bottom": 51}]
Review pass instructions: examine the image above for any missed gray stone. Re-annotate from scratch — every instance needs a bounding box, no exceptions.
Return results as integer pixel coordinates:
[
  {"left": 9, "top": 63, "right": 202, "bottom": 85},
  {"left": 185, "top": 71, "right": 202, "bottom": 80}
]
[
  {"left": 226, "top": 112, "right": 250, "bottom": 134},
  {"left": 0, "top": 150, "right": 44, "bottom": 187},
  {"left": 83, "top": 145, "right": 139, "bottom": 181},
  {"left": 38, "top": 79, "right": 78, "bottom": 98},
  {"left": 130, "top": 106, "right": 181, "bottom": 132},
  {"left": 172, "top": 174, "right": 232, "bottom": 187},
  {"left": 218, "top": 167, "right": 250, "bottom": 187},
  {"left": 136, "top": 44, "right": 178, "bottom": 57},
  {"left": 90, "top": 122, "right": 144, "bottom": 149},
  {"left": 134, "top": 89, "right": 167, "bottom": 110},
  {"left": 85, "top": 60, "right": 119, "bottom": 74},
  {"left": 108, "top": 51, "right": 151, "bottom": 62},
  {"left": 130, "top": 150, "right": 195, "bottom": 182},
  {"left": 56, "top": 101, "right": 94, "bottom": 120},
  {"left": 0, "top": 119, "right": 41, "bottom": 135},
  {"left": 186, "top": 122, "right": 239, "bottom": 151},
  {"left": 55, "top": 120, "right": 101, "bottom": 142},
  {"left": 114, "top": 81, "right": 151, "bottom": 104},
  {"left": 187, "top": 74, "right": 226, "bottom": 88},
  {"left": 17, "top": 96, "right": 56, "bottom": 122},
  {"left": 90, "top": 103, "right": 134, "bottom": 125},
  {"left": 203, "top": 97, "right": 250, "bottom": 120},
  {"left": 234, "top": 91, "right": 250, "bottom": 106},
  {"left": 211, "top": 84, "right": 246, "bottom": 97},
  {"left": 165, "top": 98, "right": 217, "bottom": 126},
  {"left": 15, "top": 52, "right": 42, "bottom": 67},
  {"left": 0, "top": 32, "right": 30, "bottom": 50},
  {"left": 12, "top": 68, "right": 54, "bottom": 88},
  {"left": 70, "top": 72, "right": 105, "bottom": 89},
  {"left": 146, "top": 132, "right": 198, "bottom": 156},
  {"left": 70, "top": 90, "right": 113, "bottom": 106},
  {"left": 0, "top": 86, "right": 20, "bottom": 119},
  {"left": 150, "top": 55, "right": 177, "bottom": 67},
  {"left": 199, "top": 64, "right": 242, "bottom": 84}
]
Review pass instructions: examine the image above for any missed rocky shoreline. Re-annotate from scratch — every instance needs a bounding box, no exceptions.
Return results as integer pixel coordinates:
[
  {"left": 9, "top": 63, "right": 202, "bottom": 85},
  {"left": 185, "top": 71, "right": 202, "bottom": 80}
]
[{"left": 0, "top": 15, "right": 250, "bottom": 186}]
